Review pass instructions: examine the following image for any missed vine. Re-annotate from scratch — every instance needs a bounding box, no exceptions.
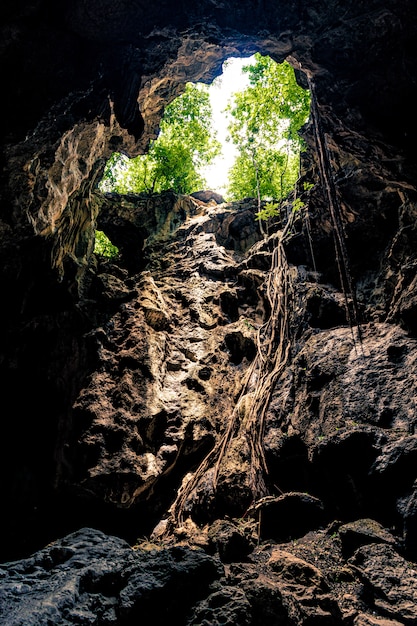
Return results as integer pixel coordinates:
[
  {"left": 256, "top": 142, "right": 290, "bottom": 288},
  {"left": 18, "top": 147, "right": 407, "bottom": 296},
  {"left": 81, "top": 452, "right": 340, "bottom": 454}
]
[
  {"left": 167, "top": 203, "right": 298, "bottom": 529},
  {"left": 307, "top": 75, "right": 363, "bottom": 346}
]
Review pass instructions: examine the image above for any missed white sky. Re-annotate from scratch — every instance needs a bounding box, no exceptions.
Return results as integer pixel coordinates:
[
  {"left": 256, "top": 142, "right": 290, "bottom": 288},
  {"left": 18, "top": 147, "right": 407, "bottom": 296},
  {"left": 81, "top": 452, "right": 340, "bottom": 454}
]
[{"left": 201, "top": 55, "right": 256, "bottom": 195}]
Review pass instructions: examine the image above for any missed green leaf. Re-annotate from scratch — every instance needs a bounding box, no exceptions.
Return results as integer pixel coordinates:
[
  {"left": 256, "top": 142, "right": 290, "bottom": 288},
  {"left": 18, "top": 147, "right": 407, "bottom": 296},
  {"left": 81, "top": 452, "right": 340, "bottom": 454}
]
[
  {"left": 292, "top": 198, "right": 305, "bottom": 213},
  {"left": 255, "top": 201, "right": 281, "bottom": 221}
]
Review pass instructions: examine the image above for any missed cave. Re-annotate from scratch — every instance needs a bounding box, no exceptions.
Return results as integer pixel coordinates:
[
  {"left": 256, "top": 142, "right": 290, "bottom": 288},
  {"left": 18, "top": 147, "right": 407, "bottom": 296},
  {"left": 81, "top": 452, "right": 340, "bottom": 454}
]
[{"left": 1, "top": 1, "right": 417, "bottom": 624}]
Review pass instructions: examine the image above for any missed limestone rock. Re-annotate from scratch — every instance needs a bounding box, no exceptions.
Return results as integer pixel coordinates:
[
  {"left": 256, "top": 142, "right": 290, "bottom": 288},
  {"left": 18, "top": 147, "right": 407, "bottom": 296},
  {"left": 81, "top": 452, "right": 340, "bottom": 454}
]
[
  {"left": 228, "top": 543, "right": 342, "bottom": 625},
  {"left": 207, "top": 519, "right": 254, "bottom": 563},
  {"left": 187, "top": 586, "right": 252, "bottom": 626},
  {"left": 0, "top": 528, "right": 223, "bottom": 626},
  {"left": 354, "top": 615, "right": 404, "bottom": 626},
  {"left": 338, "top": 519, "right": 397, "bottom": 557},
  {"left": 1, "top": 6, "right": 417, "bottom": 626},
  {"left": 268, "top": 549, "right": 329, "bottom": 590},
  {"left": 191, "top": 190, "right": 225, "bottom": 205},
  {"left": 350, "top": 543, "right": 417, "bottom": 624}
]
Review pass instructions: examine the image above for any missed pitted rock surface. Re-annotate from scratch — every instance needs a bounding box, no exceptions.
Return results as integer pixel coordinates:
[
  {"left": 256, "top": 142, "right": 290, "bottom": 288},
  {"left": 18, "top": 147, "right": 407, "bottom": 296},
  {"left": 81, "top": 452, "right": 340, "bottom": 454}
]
[
  {"left": 69, "top": 197, "right": 263, "bottom": 511},
  {"left": 0, "top": 527, "right": 223, "bottom": 626},
  {"left": 2, "top": 524, "right": 416, "bottom": 626}
]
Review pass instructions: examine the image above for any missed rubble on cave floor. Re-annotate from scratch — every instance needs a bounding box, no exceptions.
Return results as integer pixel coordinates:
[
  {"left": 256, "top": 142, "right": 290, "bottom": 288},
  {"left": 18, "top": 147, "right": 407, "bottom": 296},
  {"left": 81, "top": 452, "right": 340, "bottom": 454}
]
[{"left": 1, "top": 520, "right": 416, "bottom": 626}]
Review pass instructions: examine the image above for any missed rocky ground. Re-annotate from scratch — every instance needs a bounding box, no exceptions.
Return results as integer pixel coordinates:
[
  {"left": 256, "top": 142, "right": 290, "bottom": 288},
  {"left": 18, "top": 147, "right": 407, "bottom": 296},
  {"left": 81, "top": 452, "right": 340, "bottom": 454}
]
[{"left": 1, "top": 523, "right": 416, "bottom": 626}]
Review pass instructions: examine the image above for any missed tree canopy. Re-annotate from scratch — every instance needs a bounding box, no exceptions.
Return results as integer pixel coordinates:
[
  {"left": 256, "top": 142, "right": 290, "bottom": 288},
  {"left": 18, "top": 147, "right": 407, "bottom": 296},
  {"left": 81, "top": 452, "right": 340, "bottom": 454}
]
[
  {"left": 100, "top": 83, "right": 220, "bottom": 195},
  {"left": 225, "top": 54, "right": 311, "bottom": 202},
  {"left": 99, "top": 55, "right": 310, "bottom": 205}
]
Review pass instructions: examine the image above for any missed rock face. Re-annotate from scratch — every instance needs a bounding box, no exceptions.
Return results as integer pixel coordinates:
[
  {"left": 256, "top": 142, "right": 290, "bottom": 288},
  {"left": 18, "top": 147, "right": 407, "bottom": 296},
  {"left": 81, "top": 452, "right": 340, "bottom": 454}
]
[
  {"left": 69, "top": 195, "right": 263, "bottom": 519},
  {"left": 1, "top": 0, "right": 417, "bottom": 623},
  {"left": 0, "top": 527, "right": 223, "bottom": 626}
]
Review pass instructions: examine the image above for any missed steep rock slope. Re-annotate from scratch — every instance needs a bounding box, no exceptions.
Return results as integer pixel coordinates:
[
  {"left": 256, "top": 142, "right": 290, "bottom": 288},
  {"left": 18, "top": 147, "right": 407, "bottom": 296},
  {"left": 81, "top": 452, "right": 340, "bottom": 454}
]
[{"left": 2, "top": 192, "right": 417, "bottom": 624}]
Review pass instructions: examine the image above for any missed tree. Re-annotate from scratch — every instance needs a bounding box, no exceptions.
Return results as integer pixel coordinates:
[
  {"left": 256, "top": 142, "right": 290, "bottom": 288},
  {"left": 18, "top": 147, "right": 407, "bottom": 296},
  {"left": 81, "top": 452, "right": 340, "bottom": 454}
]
[
  {"left": 225, "top": 54, "right": 310, "bottom": 203},
  {"left": 94, "top": 230, "right": 119, "bottom": 257},
  {"left": 100, "top": 83, "right": 221, "bottom": 195}
]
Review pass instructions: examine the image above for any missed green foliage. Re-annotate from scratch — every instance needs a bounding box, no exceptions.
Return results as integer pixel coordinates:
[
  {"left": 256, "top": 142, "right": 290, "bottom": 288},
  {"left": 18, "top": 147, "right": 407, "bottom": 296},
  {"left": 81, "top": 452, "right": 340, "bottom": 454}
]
[
  {"left": 226, "top": 54, "right": 311, "bottom": 203},
  {"left": 292, "top": 197, "right": 305, "bottom": 213},
  {"left": 94, "top": 230, "right": 119, "bottom": 258},
  {"left": 100, "top": 83, "right": 220, "bottom": 195},
  {"left": 255, "top": 197, "right": 305, "bottom": 222},
  {"left": 255, "top": 201, "right": 280, "bottom": 221},
  {"left": 303, "top": 181, "right": 314, "bottom": 192}
]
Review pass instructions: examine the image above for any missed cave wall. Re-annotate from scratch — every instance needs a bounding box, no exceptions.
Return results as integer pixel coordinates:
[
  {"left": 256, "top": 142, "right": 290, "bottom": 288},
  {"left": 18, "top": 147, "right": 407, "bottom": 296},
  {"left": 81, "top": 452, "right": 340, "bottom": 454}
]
[{"left": 1, "top": 0, "right": 417, "bottom": 563}]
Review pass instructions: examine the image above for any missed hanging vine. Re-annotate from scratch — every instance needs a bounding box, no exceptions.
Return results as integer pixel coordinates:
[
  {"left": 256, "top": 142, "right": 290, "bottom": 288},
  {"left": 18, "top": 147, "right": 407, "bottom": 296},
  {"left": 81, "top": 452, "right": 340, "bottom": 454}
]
[
  {"left": 167, "top": 202, "right": 298, "bottom": 529},
  {"left": 307, "top": 75, "right": 363, "bottom": 345}
]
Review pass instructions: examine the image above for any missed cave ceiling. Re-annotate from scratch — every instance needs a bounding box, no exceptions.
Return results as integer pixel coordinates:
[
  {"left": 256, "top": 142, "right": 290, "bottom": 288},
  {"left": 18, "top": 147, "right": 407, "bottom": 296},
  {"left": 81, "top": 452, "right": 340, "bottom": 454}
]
[{"left": 2, "top": 0, "right": 416, "bottom": 148}]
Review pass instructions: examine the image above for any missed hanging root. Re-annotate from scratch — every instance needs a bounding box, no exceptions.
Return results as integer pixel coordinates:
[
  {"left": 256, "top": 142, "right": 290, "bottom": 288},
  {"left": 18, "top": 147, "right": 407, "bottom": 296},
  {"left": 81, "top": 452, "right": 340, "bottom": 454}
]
[
  {"left": 307, "top": 76, "right": 363, "bottom": 347},
  {"left": 164, "top": 74, "right": 365, "bottom": 536},
  {"left": 167, "top": 207, "right": 297, "bottom": 532}
]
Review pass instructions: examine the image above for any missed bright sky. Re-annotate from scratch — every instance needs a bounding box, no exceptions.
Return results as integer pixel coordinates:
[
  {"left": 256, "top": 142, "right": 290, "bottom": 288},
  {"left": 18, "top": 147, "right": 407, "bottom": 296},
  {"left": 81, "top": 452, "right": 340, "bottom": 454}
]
[{"left": 201, "top": 55, "right": 256, "bottom": 196}]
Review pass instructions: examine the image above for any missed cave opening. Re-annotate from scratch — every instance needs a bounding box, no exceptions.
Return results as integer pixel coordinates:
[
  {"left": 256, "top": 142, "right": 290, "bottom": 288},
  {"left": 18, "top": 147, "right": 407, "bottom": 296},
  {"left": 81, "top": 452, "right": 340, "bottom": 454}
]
[
  {"left": 98, "top": 53, "right": 311, "bottom": 206},
  {"left": 92, "top": 52, "right": 313, "bottom": 271}
]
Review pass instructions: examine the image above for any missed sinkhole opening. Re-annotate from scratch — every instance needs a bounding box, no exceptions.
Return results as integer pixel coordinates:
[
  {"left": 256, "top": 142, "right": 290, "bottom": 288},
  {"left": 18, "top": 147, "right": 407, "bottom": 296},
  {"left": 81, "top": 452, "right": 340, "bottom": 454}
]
[
  {"left": 96, "top": 54, "right": 311, "bottom": 251},
  {"left": 99, "top": 53, "right": 311, "bottom": 202}
]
